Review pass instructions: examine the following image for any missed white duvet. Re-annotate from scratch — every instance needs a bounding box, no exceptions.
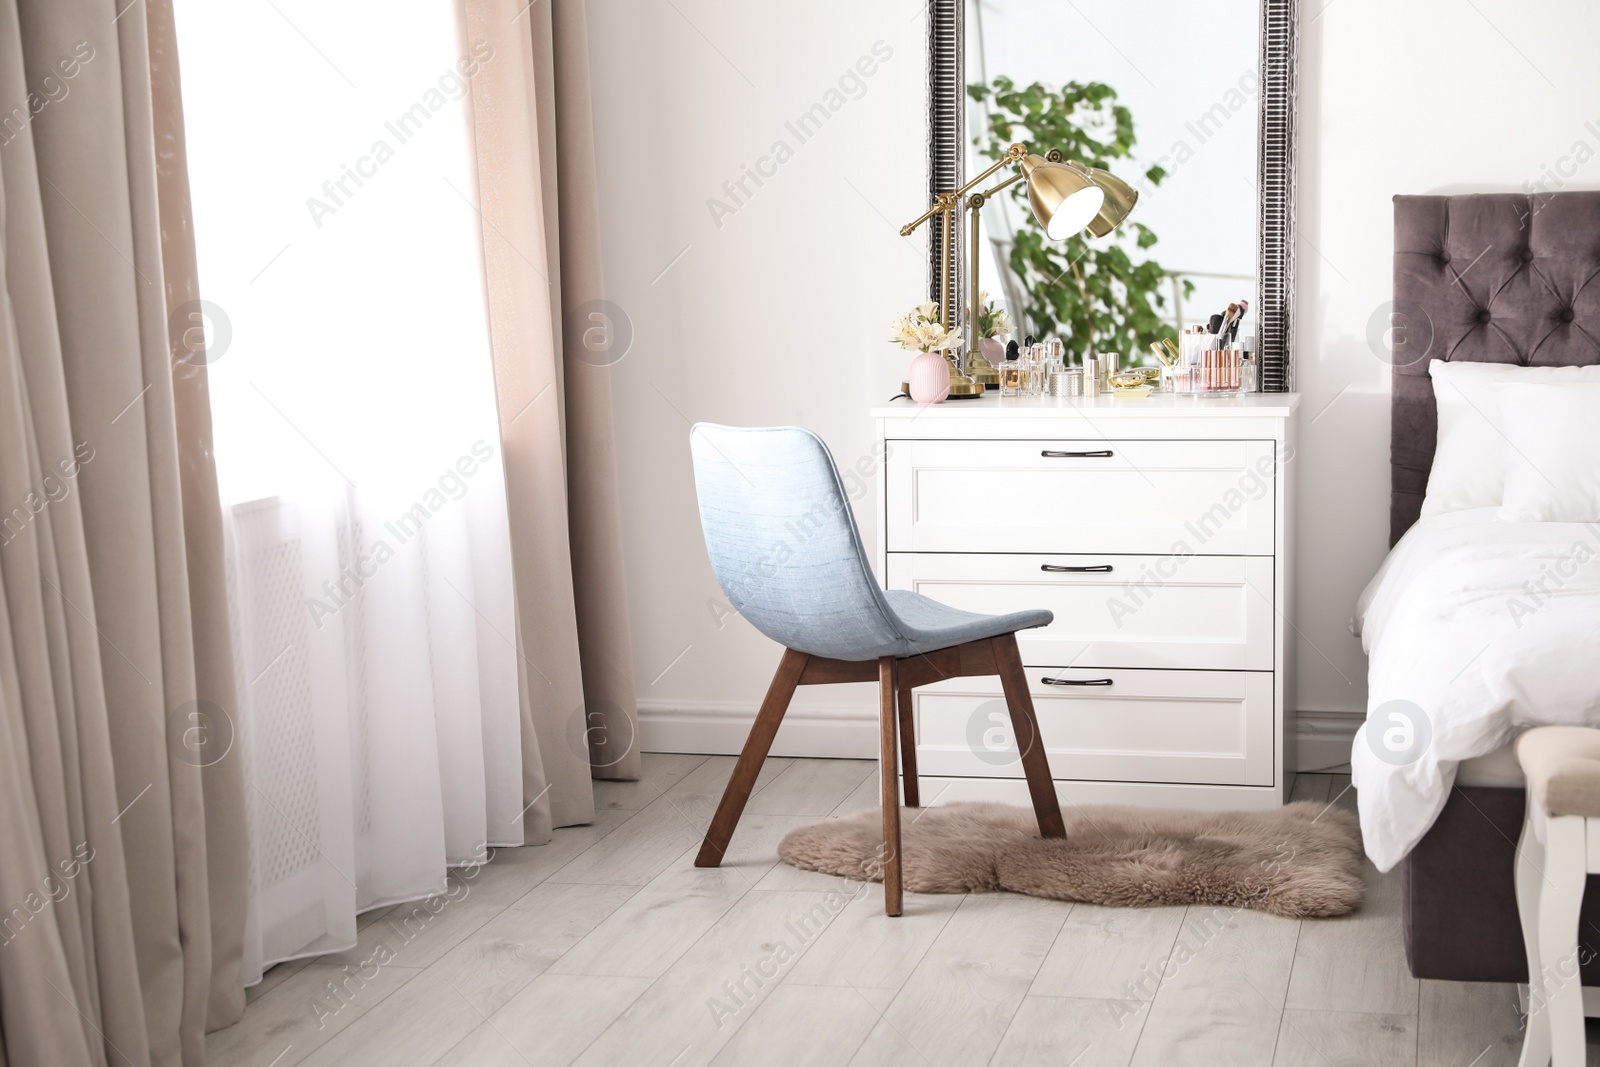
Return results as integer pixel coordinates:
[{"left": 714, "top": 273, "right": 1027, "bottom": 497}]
[{"left": 1352, "top": 508, "right": 1600, "bottom": 871}]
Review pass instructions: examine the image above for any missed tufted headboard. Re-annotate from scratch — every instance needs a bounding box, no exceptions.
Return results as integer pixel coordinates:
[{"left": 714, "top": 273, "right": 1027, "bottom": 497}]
[{"left": 1390, "top": 192, "right": 1600, "bottom": 544}]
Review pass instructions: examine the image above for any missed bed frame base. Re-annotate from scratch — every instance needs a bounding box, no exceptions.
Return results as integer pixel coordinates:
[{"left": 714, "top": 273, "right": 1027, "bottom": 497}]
[{"left": 1405, "top": 785, "right": 1600, "bottom": 986}]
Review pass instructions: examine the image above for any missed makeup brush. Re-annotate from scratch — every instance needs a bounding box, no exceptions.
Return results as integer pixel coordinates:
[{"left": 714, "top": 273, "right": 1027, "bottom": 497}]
[
  {"left": 1225, "top": 299, "right": 1250, "bottom": 345},
  {"left": 1218, "top": 302, "right": 1240, "bottom": 341}
]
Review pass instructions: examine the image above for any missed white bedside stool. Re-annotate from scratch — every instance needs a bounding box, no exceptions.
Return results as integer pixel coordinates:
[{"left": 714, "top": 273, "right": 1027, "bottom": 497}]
[{"left": 1515, "top": 726, "right": 1600, "bottom": 1067}]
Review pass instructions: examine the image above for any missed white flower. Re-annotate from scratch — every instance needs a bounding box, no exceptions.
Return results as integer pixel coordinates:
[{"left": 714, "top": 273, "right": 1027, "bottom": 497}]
[{"left": 891, "top": 302, "right": 961, "bottom": 352}]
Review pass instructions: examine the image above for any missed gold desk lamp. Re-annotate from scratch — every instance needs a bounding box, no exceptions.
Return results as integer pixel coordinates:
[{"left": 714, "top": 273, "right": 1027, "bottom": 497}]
[{"left": 900, "top": 143, "right": 1138, "bottom": 394}]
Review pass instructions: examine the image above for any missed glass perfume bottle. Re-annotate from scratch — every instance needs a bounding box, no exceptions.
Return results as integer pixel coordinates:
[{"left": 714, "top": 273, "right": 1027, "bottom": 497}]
[
  {"left": 999, "top": 359, "right": 1023, "bottom": 397},
  {"left": 1024, "top": 344, "right": 1046, "bottom": 396}
]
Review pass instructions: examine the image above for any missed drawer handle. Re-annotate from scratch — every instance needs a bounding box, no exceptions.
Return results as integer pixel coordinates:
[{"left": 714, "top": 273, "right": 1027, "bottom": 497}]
[
  {"left": 1040, "top": 564, "right": 1113, "bottom": 573},
  {"left": 1042, "top": 677, "right": 1114, "bottom": 686},
  {"left": 1041, "top": 449, "right": 1114, "bottom": 458}
]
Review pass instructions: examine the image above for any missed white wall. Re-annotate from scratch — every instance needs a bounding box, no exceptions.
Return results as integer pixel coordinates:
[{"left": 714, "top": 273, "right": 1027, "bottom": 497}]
[
  {"left": 586, "top": 0, "right": 1600, "bottom": 762},
  {"left": 585, "top": 0, "right": 924, "bottom": 754},
  {"left": 1293, "top": 0, "right": 1600, "bottom": 757}
]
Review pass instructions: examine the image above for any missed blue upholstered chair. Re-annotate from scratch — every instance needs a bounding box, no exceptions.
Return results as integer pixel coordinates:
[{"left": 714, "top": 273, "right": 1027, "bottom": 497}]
[{"left": 689, "top": 424, "right": 1065, "bottom": 915}]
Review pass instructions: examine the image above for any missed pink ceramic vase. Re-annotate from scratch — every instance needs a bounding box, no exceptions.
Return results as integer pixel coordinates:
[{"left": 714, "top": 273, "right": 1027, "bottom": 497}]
[{"left": 907, "top": 350, "right": 950, "bottom": 404}]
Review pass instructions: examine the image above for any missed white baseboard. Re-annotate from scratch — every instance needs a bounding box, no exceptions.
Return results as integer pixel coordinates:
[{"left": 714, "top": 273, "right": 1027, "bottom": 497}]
[
  {"left": 1294, "top": 711, "right": 1361, "bottom": 772},
  {"left": 641, "top": 699, "right": 1366, "bottom": 774},
  {"left": 638, "top": 698, "right": 878, "bottom": 759}
]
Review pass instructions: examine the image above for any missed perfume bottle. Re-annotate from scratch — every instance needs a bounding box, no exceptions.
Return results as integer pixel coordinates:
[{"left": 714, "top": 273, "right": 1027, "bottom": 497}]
[
  {"left": 999, "top": 359, "right": 1023, "bottom": 397},
  {"left": 1020, "top": 344, "right": 1041, "bottom": 396}
]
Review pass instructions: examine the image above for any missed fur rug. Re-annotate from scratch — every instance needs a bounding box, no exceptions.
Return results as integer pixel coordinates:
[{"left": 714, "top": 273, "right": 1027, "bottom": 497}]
[{"left": 778, "top": 801, "right": 1365, "bottom": 918}]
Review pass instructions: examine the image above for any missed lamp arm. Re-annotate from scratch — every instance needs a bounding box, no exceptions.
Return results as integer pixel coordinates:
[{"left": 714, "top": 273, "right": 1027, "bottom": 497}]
[
  {"left": 976, "top": 170, "right": 1023, "bottom": 200},
  {"left": 898, "top": 143, "right": 1028, "bottom": 237},
  {"left": 962, "top": 170, "right": 1020, "bottom": 357}
]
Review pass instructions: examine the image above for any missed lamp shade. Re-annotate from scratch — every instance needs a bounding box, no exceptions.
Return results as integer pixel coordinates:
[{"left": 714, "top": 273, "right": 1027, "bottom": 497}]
[
  {"left": 1019, "top": 154, "right": 1105, "bottom": 242},
  {"left": 1072, "top": 163, "right": 1140, "bottom": 238}
]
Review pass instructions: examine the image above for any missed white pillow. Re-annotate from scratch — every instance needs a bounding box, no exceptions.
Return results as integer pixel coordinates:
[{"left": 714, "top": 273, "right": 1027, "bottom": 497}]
[
  {"left": 1498, "top": 381, "right": 1600, "bottom": 522},
  {"left": 1423, "top": 360, "right": 1600, "bottom": 519}
]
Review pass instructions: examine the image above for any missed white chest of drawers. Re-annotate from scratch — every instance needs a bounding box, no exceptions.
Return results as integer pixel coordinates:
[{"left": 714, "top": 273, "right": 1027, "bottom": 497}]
[{"left": 873, "top": 392, "right": 1299, "bottom": 811}]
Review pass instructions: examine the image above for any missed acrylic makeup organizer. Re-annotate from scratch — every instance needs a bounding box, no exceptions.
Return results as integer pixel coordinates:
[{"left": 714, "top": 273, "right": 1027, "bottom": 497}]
[{"left": 1164, "top": 331, "right": 1247, "bottom": 396}]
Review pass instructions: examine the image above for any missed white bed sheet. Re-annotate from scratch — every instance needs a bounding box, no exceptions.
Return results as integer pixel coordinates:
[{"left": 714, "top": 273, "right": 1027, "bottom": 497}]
[{"left": 1352, "top": 508, "right": 1600, "bottom": 870}]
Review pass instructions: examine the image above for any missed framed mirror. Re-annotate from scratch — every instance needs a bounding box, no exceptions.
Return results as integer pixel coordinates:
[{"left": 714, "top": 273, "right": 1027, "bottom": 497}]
[{"left": 926, "top": 0, "right": 1297, "bottom": 390}]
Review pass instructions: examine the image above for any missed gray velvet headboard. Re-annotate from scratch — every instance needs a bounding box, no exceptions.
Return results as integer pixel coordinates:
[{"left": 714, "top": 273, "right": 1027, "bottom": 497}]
[{"left": 1391, "top": 192, "right": 1600, "bottom": 544}]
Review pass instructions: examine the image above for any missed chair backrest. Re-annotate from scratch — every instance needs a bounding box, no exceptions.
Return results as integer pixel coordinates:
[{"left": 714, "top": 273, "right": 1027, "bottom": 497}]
[{"left": 689, "top": 424, "right": 903, "bottom": 660}]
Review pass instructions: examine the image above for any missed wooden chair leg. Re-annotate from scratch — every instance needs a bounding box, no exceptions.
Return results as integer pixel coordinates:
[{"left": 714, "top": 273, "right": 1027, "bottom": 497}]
[
  {"left": 992, "top": 634, "right": 1066, "bottom": 839},
  {"left": 695, "top": 648, "right": 808, "bottom": 867},
  {"left": 897, "top": 679, "right": 919, "bottom": 808},
  {"left": 879, "top": 656, "right": 903, "bottom": 916}
]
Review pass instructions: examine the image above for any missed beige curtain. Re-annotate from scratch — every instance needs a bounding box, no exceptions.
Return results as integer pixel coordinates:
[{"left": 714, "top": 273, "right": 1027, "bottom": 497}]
[
  {"left": 461, "top": 0, "right": 642, "bottom": 835},
  {"left": 0, "top": 0, "right": 246, "bottom": 1063}
]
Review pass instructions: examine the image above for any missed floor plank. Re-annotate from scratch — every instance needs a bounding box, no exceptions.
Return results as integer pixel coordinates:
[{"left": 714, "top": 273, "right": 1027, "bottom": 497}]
[
  {"left": 549, "top": 757, "right": 795, "bottom": 886},
  {"left": 543, "top": 794, "right": 718, "bottom": 887},
  {"left": 708, "top": 983, "right": 882, "bottom": 1067},
  {"left": 1285, "top": 855, "right": 1417, "bottom": 1015},
  {"left": 1129, "top": 907, "right": 1302, "bottom": 1065},
  {"left": 990, "top": 995, "right": 1143, "bottom": 1067},
  {"left": 546, "top": 855, "right": 751, "bottom": 979},
  {"left": 662, "top": 753, "right": 798, "bottom": 829},
  {"left": 1030, "top": 904, "right": 1187, "bottom": 1001},
  {"left": 1327, "top": 774, "right": 1357, "bottom": 815},
  {"left": 1288, "top": 773, "right": 1333, "bottom": 804},
  {"left": 1416, "top": 979, "right": 1524, "bottom": 1066},
  {"left": 427, "top": 880, "right": 637, "bottom": 1015},
  {"left": 207, "top": 963, "right": 423, "bottom": 1067},
  {"left": 590, "top": 753, "right": 708, "bottom": 811},
  {"left": 570, "top": 888, "right": 852, "bottom": 1067},
  {"left": 295, "top": 966, "right": 485, "bottom": 1067},
  {"left": 830, "top": 771, "right": 883, "bottom": 817},
  {"left": 428, "top": 973, "right": 652, "bottom": 1067},
  {"left": 1272, "top": 1008, "right": 1415, "bottom": 1066},
  {"left": 783, "top": 886, "right": 960, "bottom": 993},
  {"left": 747, "top": 758, "right": 876, "bottom": 817},
  {"left": 847, "top": 893, "right": 1066, "bottom": 1067}
]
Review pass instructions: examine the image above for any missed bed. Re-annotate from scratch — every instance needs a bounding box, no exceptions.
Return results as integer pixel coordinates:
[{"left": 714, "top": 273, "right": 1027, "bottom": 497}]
[{"left": 1371, "top": 191, "right": 1600, "bottom": 984}]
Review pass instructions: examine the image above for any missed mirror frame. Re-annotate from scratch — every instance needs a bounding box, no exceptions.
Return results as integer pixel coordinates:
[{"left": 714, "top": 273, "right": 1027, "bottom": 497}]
[{"left": 926, "top": 0, "right": 1298, "bottom": 391}]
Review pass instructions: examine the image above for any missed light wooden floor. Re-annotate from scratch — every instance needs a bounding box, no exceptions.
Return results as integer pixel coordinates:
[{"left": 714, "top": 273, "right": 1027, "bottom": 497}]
[{"left": 207, "top": 756, "right": 1596, "bottom": 1067}]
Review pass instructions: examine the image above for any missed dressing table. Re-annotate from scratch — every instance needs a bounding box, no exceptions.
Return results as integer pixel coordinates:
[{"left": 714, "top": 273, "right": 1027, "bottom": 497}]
[{"left": 873, "top": 391, "right": 1299, "bottom": 810}]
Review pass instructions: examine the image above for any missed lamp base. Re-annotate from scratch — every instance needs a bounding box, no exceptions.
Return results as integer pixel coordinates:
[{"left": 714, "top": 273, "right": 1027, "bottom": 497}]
[
  {"left": 902, "top": 375, "right": 985, "bottom": 398},
  {"left": 965, "top": 349, "right": 999, "bottom": 389}
]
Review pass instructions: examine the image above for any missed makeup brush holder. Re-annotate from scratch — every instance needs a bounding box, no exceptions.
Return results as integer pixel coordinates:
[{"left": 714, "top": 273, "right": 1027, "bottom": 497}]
[{"left": 1164, "top": 334, "right": 1243, "bottom": 396}]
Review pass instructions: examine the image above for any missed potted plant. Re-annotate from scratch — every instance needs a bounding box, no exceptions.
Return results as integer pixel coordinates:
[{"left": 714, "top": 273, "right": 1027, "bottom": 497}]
[
  {"left": 968, "top": 76, "right": 1187, "bottom": 364},
  {"left": 972, "top": 290, "right": 1013, "bottom": 370},
  {"left": 890, "top": 302, "right": 962, "bottom": 404}
]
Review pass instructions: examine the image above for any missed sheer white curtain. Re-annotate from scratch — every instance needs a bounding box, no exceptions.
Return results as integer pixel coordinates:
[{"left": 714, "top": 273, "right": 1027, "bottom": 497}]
[{"left": 172, "top": 1, "right": 523, "bottom": 981}]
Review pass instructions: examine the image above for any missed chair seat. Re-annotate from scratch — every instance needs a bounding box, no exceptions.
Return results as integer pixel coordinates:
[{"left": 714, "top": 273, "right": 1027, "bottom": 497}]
[
  {"left": 1517, "top": 726, "right": 1600, "bottom": 818},
  {"left": 879, "top": 590, "right": 1052, "bottom": 659}
]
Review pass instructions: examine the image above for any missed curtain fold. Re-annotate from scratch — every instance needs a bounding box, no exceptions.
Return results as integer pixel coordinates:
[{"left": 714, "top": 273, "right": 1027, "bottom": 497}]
[
  {"left": 0, "top": 0, "right": 242, "bottom": 1063},
  {"left": 145, "top": 0, "right": 248, "bottom": 1034},
  {"left": 461, "top": 0, "right": 641, "bottom": 840}
]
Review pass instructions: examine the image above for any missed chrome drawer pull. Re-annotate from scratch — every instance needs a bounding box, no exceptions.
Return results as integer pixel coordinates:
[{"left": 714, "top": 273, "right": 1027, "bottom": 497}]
[
  {"left": 1040, "top": 564, "right": 1112, "bottom": 573},
  {"left": 1042, "top": 677, "right": 1114, "bottom": 686},
  {"left": 1041, "top": 449, "right": 1113, "bottom": 458}
]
